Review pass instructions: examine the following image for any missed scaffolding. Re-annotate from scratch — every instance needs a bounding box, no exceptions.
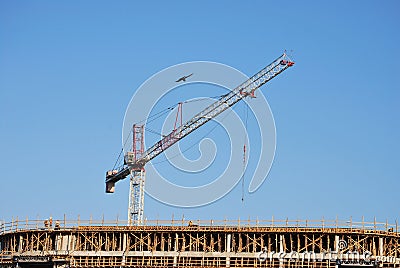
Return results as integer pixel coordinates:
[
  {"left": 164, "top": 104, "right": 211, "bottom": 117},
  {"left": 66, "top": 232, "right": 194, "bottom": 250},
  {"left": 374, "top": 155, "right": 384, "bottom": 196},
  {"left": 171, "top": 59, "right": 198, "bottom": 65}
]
[{"left": 0, "top": 217, "right": 399, "bottom": 267}]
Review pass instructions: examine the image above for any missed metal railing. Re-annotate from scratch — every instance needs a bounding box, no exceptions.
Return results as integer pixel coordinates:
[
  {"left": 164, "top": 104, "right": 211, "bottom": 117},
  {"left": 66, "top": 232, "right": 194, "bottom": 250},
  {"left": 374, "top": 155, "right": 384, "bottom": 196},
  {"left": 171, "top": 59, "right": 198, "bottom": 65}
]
[{"left": 0, "top": 216, "right": 398, "bottom": 235}]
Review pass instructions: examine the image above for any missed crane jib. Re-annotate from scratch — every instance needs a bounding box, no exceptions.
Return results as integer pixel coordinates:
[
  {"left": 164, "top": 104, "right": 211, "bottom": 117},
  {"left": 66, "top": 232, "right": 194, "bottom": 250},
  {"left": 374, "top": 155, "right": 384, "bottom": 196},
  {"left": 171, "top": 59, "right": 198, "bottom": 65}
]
[{"left": 105, "top": 53, "right": 294, "bottom": 190}]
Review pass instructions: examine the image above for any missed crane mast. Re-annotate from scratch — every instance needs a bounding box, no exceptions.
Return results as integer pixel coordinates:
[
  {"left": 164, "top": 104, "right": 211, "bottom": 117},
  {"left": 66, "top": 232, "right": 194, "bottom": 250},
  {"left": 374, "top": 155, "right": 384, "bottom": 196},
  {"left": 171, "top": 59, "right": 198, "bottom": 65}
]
[{"left": 106, "top": 53, "right": 294, "bottom": 225}]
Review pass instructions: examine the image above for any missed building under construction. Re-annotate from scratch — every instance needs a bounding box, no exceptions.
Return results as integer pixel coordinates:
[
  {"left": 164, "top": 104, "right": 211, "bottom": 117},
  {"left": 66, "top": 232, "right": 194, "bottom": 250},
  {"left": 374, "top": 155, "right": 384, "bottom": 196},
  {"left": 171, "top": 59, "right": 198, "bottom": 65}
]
[
  {"left": 1, "top": 217, "right": 399, "bottom": 268},
  {"left": 2, "top": 56, "right": 398, "bottom": 268}
]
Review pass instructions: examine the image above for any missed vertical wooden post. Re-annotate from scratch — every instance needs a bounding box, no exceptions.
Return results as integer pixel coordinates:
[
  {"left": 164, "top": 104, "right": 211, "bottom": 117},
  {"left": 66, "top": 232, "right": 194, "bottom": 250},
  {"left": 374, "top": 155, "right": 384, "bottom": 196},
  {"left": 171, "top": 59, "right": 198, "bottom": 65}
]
[
  {"left": 362, "top": 215, "right": 365, "bottom": 230},
  {"left": 335, "top": 215, "right": 338, "bottom": 230},
  {"left": 349, "top": 216, "right": 352, "bottom": 230}
]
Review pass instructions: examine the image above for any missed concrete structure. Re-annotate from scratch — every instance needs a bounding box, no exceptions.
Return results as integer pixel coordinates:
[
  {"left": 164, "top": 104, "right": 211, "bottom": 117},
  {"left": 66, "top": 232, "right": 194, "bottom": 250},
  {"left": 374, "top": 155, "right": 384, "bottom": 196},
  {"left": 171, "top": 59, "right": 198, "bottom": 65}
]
[{"left": 0, "top": 217, "right": 399, "bottom": 267}]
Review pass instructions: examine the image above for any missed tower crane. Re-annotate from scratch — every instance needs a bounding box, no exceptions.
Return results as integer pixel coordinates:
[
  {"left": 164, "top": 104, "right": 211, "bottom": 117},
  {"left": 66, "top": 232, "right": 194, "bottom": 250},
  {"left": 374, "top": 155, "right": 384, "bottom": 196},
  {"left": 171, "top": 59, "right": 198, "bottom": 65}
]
[{"left": 106, "top": 53, "right": 294, "bottom": 225}]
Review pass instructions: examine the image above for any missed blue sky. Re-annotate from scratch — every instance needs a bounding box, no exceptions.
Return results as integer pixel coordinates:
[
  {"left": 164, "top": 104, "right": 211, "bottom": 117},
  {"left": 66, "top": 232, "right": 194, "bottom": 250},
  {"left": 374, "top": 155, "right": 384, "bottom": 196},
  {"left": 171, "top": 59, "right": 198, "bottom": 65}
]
[{"left": 1, "top": 1, "right": 399, "bottom": 225}]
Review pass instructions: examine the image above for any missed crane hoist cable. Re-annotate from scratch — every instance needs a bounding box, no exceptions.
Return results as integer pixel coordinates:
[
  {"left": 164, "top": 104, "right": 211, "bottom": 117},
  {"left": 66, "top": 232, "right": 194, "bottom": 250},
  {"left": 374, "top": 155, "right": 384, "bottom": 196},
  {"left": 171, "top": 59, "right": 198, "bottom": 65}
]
[
  {"left": 241, "top": 102, "right": 249, "bottom": 202},
  {"left": 113, "top": 131, "right": 134, "bottom": 170}
]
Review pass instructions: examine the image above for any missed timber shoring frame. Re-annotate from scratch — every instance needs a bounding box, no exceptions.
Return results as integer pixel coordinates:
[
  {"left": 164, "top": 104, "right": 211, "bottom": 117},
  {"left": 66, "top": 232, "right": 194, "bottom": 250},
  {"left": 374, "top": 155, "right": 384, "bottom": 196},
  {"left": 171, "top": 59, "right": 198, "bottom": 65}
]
[{"left": 0, "top": 218, "right": 399, "bottom": 267}]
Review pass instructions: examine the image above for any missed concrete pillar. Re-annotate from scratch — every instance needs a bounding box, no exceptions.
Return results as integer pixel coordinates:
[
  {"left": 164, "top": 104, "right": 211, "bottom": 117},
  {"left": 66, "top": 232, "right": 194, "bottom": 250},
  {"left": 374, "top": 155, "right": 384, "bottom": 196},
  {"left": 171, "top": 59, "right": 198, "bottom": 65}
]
[
  {"left": 63, "top": 235, "right": 70, "bottom": 252},
  {"left": 70, "top": 235, "right": 76, "bottom": 251},
  {"left": 173, "top": 233, "right": 179, "bottom": 266},
  {"left": 18, "top": 235, "right": 23, "bottom": 253},
  {"left": 55, "top": 235, "right": 60, "bottom": 251},
  {"left": 379, "top": 237, "right": 384, "bottom": 257},
  {"left": 335, "top": 235, "right": 339, "bottom": 251},
  {"left": 279, "top": 235, "right": 284, "bottom": 252},
  {"left": 279, "top": 235, "right": 284, "bottom": 267},
  {"left": 123, "top": 233, "right": 127, "bottom": 252},
  {"left": 55, "top": 235, "right": 70, "bottom": 252},
  {"left": 226, "top": 234, "right": 231, "bottom": 267},
  {"left": 121, "top": 233, "right": 127, "bottom": 265}
]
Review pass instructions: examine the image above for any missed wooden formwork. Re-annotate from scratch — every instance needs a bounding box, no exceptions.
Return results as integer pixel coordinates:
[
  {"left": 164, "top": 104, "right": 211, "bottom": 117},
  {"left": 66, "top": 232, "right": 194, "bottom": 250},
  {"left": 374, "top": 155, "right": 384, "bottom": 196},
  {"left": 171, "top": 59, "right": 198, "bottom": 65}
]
[{"left": 0, "top": 218, "right": 399, "bottom": 267}]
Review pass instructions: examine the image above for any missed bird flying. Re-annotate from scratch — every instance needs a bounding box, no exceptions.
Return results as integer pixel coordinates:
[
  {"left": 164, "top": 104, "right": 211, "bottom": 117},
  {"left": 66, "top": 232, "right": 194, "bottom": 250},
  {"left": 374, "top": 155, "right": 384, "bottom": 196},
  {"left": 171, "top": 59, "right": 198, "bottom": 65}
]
[{"left": 175, "top": 73, "right": 193, "bottom": 82}]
